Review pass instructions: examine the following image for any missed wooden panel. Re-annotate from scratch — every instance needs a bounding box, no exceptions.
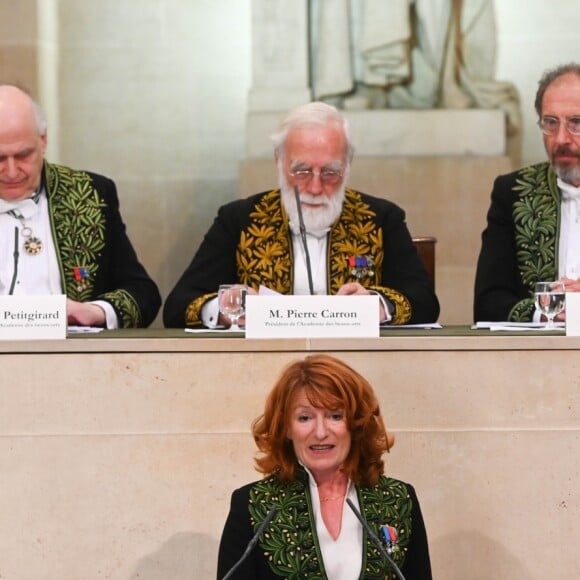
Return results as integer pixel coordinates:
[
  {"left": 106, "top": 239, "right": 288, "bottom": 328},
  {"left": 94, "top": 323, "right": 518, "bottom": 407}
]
[{"left": 413, "top": 235, "right": 436, "bottom": 287}]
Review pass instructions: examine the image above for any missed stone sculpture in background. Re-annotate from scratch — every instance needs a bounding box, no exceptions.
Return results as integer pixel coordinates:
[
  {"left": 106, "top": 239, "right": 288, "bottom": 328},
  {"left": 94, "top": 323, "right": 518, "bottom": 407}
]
[{"left": 310, "top": 0, "right": 520, "bottom": 133}]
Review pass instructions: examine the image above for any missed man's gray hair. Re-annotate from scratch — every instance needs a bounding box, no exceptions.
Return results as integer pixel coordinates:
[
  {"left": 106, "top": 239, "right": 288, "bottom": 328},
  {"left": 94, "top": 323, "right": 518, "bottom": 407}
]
[
  {"left": 534, "top": 62, "right": 580, "bottom": 117},
  {"left": 271, "top": 101, "right": 354, "bottom": 162}
]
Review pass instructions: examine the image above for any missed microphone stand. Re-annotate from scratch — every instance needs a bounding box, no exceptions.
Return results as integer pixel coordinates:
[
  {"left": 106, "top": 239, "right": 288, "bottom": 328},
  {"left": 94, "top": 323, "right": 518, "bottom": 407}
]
[
  {"left": 9, "top": 226, "right": 19, "bottom": 295},
  {"left": 221, "top": 505, "right": 279, "bottom": 580},
  {"left": 346, "top": 498, "right": 406, "bottom": 580},
  {"left": 293, "top": 186, "right": 314, "bottom": 295}
]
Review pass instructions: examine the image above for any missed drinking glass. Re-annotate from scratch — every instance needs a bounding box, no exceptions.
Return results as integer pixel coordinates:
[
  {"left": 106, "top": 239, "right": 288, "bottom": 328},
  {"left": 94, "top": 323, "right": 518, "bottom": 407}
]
[
  {"left": 218, "top": 284, "right": 247, "bottom": 330},
  {"left": 534, "top": 281, "right": 566, "bottom": 328}
]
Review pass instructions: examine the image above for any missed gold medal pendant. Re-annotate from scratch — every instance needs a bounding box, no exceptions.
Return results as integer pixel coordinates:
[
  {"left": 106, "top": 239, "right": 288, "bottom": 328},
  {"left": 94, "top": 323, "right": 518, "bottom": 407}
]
[
  {"left": 21, "top": 225, "right": 42, "bottom": 256},
  {"left": 23, "top": 236, "right": 43, "bottom": 256}
]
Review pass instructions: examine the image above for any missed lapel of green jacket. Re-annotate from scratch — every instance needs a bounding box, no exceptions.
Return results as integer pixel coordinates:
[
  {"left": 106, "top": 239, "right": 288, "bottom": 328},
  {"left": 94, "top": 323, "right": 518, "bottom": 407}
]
[
  {"left": 250, "top": 470, "right": 411, "bottom": 579},
  {"left": 44, "top": 161, "right": 107, "bottom": 301},
  {"left": 510, "top": 162, "right": 560, "bottom": 320}
]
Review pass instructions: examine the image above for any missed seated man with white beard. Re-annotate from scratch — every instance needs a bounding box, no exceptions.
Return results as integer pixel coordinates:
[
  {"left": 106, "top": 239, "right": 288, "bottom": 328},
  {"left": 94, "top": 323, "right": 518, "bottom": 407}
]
[{"left": 163, "top": 101, "right": 440, "bottom": 328}]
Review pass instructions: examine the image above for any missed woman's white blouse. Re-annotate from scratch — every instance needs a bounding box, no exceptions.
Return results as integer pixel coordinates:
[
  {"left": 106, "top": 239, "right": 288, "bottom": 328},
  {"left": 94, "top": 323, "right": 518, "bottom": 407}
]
[{"left": 307, "top": 471, "right": 363, "bottom": 580}]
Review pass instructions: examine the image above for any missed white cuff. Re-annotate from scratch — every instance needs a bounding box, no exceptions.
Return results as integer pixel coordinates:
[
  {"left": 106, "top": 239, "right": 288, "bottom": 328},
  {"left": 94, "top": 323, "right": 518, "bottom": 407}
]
[
  {"left": 201, "top": 297, "right": 221, "bottom": 328},
  {"left": 91, "top": 300, "right": 119, "bottom": 329}
]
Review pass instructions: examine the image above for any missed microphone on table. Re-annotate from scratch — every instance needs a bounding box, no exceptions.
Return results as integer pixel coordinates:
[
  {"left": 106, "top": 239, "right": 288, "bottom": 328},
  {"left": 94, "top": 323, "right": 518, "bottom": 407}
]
[
  {"left": 8, "top": 226, "right": 19, "bottom": 295},
  {"left": 221, "top": 504, "right": 279, "bottom": 580},
  {"left": 293, "top": 186, "right": 315, "bottom": 295},
  {"left": 346, "top": 498, "right": 406, "bottom": 580}
]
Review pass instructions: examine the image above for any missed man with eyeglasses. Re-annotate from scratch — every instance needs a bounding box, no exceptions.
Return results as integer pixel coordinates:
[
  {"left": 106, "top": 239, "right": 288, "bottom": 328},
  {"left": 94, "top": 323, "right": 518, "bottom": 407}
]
[
  {"left": 474, "top": 62, "right": 580, "bottom": 322},
  {"left": 163, "top": 101, "right": 439, "bottom": 328}
]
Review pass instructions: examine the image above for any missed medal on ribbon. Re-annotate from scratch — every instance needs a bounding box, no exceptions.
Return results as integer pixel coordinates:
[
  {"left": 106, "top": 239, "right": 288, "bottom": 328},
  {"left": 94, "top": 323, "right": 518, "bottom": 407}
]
[
  {"left": 73, "top": 267, "right": 91, "bottom": 291},
  {"left": 348, "top": 255, "right": 374, "bottom": 280},
  {"left": 381, "top": 524, "right": 399, "bottom": 554}
]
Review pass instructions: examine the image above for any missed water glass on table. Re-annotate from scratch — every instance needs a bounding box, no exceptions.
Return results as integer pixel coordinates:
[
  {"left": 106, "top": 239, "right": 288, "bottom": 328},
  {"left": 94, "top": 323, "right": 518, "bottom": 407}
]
[
  {"left": 218, "top": 284, "right": 247, "bottom": 330},
  {"left": 534, "top": 281, "right": 565, "bottom": 328}
]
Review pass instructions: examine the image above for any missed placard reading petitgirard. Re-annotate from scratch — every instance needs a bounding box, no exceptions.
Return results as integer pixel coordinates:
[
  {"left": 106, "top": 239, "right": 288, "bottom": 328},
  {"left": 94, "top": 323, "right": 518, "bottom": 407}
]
[
  {"left": 245, "top": 295, "right": 379, "bottom": 338},
  {"left": 0, "top": 295, "right": 67, "bottom": 340}
]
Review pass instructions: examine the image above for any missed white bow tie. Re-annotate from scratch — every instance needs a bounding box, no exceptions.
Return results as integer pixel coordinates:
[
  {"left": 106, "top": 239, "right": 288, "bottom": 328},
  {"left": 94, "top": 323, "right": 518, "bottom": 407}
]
[{"left": 0, "top": 192, "right": 41, "bottom": 219}]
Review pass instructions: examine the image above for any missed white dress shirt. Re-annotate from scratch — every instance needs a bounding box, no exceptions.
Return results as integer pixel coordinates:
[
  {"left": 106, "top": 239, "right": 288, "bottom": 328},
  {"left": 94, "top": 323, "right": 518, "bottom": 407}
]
[
  {"left": 0, "top": 192, "right": 60, "bottom": 295},
  {"left": 0, "top": 190, "right": 118, "bottom": 328},
  {"left": 291, "top": 227, "right": 331, "bottom": 295},
  {"left": 558, "top": 178, "right": 580, "bottom": 279}
]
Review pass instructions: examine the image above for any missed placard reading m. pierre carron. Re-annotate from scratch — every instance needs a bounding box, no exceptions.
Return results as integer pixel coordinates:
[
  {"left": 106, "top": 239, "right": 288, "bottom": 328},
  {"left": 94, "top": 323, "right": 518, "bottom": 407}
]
[{"left": 245, "top": 295, "right": 379, "bottom": 338}]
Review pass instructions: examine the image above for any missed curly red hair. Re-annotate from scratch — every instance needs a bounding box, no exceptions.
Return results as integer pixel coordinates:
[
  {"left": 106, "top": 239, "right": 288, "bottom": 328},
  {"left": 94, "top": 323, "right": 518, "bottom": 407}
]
[{"left": 252, "top": 354, "right": 394, "bottom": 486}]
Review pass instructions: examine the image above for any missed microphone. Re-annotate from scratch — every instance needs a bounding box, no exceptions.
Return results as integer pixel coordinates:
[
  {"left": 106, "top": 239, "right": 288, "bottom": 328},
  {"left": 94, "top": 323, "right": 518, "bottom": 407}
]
[
  {"left": 221, "top": 504, "right": 279, "bottom": 580},
  {"left": 8, "top": 226, "right": 19, "bottom": 295},
  {"left": 293, "top": 186, "right": 315, "bottom": 295},
  {"left": 346, "top": 498, "right": 406, "bottom": 580}
]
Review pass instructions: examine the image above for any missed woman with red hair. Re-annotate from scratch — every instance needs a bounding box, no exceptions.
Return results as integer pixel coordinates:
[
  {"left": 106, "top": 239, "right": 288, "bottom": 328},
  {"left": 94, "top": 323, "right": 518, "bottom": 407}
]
[{"left": 217, "top": 354, "right": 432, "bottom": 579}]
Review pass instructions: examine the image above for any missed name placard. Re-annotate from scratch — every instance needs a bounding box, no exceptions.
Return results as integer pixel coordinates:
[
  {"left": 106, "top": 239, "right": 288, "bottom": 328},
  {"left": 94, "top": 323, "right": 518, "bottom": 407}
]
[
  {"left": 565, "top": 292, "right": 579, "bottom": 335},
  {"left": 0, "top": 295, "right": 67, "bottom": 340},
  {"left": 245, "top": 295, "right": 379, "bottom": 338}
]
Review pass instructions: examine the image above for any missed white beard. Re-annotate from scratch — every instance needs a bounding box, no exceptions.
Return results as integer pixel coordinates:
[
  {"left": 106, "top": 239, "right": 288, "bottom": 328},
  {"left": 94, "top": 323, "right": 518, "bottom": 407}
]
[
  {"left": 549, "top": 144, "right": 580, "bottom": 186},
  {"left": 555, "top": 163, "right": 580, "bottom": 186},
  {"left": 278, "top": 171, "right": 345, "bottom": 233}
]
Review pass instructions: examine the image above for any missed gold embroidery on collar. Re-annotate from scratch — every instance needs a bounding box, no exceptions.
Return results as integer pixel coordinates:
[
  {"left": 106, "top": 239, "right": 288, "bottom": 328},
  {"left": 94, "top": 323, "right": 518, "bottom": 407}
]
[{"left": 236, "top": 189, "right": 411, "bottom": 322}]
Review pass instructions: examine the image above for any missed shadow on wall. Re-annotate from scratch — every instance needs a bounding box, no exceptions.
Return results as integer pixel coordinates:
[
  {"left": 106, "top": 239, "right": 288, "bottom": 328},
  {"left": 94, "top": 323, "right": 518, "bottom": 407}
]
[
  {"left": 130, "top": 532, "right": 217, "bottom": 580},
  {"left": 130, "top": 528, "right": 535, "bottom": 578},
  {"left": 431, "top": 530, "right": 532, "bottom": 579}
]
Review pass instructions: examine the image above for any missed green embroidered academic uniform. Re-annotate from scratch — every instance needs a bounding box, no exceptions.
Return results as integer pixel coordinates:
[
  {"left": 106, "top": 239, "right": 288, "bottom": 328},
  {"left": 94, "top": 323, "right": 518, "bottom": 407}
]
[
  {"left": 217, "top": 468, "right": 432, "bottom": 579},
  {"left": 474, "top": 162, "right": 562, "bottom": 322},
  {"left": 44, "top": 162, "right": 160, "bottom": 327}
]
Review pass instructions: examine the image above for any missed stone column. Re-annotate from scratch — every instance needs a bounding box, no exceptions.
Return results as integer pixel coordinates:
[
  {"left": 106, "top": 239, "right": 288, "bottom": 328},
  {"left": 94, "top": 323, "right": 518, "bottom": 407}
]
[
  {"left": 0, "top": 0, "right": 39, "bottom": 91},
  {"left": 248, "top": 0, "right": 311, "bottom": 112},
  {"left": 37, "top": 0, "right": 60, "bottom": 160}
]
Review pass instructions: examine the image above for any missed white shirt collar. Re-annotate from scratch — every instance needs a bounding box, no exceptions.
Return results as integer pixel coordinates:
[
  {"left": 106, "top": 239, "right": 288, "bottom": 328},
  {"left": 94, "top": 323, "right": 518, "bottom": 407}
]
[
  {"left": 288, "top": 220, "right": 331, "bottom": 239},
  {"left": 558, "top": 177, "right": 580, "bottom": 200}
]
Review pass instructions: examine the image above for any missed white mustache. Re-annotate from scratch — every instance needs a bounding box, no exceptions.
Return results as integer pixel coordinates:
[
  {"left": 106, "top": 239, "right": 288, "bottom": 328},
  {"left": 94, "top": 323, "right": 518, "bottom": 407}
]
[{"left": 299, "top": 194, "right": 327, "bottom": 206}]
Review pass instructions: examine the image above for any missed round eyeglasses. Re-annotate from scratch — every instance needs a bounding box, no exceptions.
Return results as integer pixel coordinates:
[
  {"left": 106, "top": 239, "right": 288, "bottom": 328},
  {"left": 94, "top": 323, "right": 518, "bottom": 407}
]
[
  {"left": 538, "top": 116, "right": 580, "bottom": 136},
  {"left": 289, "top": 168, "right": 343, "bottom": 186}
]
